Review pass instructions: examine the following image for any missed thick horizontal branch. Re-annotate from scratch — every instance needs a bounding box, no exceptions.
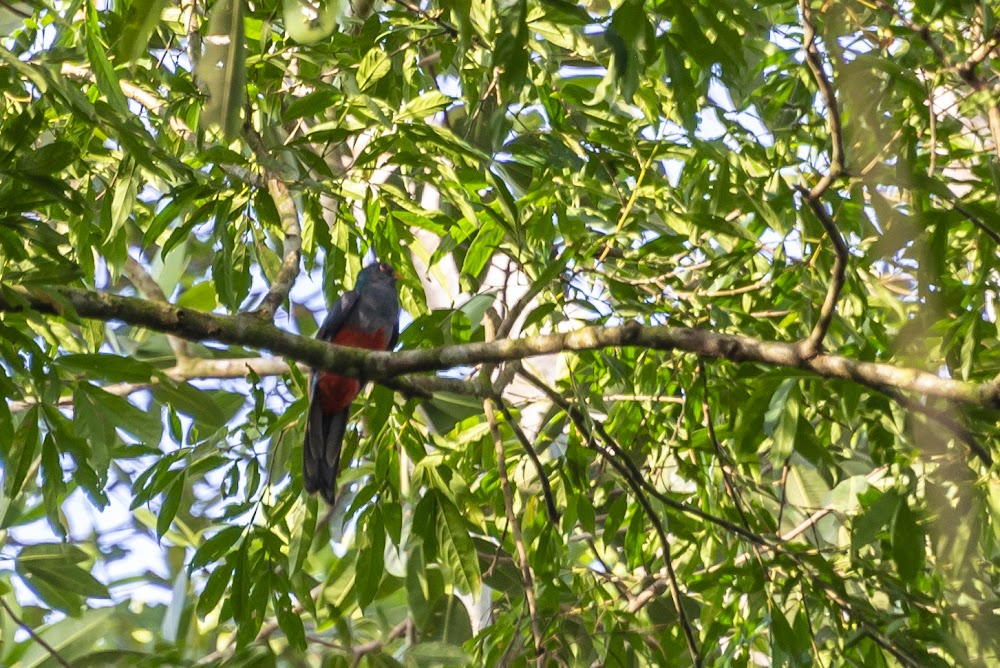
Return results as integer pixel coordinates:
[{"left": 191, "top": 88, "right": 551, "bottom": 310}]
[
  {"left": 0, "top": 284, "right": 480, "bottom": 399},
  {"left": 382, "top": 321, "right": 1000, "bottom": 409},
  {"left": 2, "top": 284, "right": 1000, "bottom": 409}
]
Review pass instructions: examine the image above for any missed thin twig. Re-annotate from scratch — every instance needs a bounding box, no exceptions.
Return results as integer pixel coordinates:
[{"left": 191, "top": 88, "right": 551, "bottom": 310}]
[
  {"left": 796, "top": 189, "right": 850, "bottom": 358},
  {"left": 698, "top": 360, "right": 769, "bottom": 577},
  {"left": 597, "top": 142, "right": 660, "bottom": 263},
  {"left": 952, "top": 203, "right": 1000, "bottom": 245},
  {"left": 927, "top": 79, "right": 938, "bottom": 176},
  {"left": 350, "top": 620, "right": 408, "bottom": 667},
  {"left": 496, "top": 265, "right": 561, "bottom": 340},
  {"left": 197, "top": 582, "right": 326, "bottom": 664},
  {"left": 0, "top": 597, "right": 72, "bottom": 668},
  {"left": 386, "top": 0, "right": 458, "bottom": 36},
  {"left": 485, "top": 398, "right": 546, "bottom": 667},
  {"left": 671, "top": 276, "right": 770, "bottom": 300},
  {"left": 246, "top": 129, "right": 303, "bottom": 321},
  {"left": 0, "top": 0, "right": 31, "bottom": 19},
  {"left": 181, "top": 0, "right": 201, "bottom": 72},
  {"left": 516, "top": 369, "right": 703, "bottom": 667},
  {"left": 497, "top": 401, "right": 559, "bottom": 525},
  {"left": 855, "top": 379, "right": 992, "bottom": 465}
]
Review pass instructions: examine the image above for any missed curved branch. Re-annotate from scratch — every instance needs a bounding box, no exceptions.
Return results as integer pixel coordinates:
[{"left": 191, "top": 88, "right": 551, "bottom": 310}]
[
  {"left": 2, "top": 284, "right": 1000, "bottom": 412},
  {"left": 798, "top": 1, "right": 850, "bottom": 358},
  {"left": 246, "top": 130, "right": 303, "bottom": 321},
  {"left": 797, "top": 190, "right": 850, "bottom": 358},
  {"left": 497, "top": 401, "right": 559, "bottom": 525},
  {"left": 800, "top": 0, "right": 846, "bottom": 196},
  {"left": 124, "top": 256, "right": 190, "bottom": 361}
]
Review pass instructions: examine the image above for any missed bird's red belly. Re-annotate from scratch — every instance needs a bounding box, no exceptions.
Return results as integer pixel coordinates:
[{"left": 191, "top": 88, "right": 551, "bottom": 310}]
[{"left": 315, "top": 327, "right": 388, "bottom": 415}]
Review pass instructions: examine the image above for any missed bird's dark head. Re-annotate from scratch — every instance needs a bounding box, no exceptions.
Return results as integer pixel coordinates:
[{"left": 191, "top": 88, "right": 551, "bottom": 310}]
[{"left": 356, "top": 261, "right": 399, "bottom": 288}]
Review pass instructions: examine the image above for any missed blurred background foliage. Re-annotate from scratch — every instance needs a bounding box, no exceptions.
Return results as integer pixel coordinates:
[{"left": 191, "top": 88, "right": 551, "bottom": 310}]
[{"left": 1, "top": 0, "right": 999, "bottom": 665}]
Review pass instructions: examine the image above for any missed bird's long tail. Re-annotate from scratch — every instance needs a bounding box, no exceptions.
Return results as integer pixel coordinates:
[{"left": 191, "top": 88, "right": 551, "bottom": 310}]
[{"left": 303, "top": 397, "right": 348, "bottom": 505}]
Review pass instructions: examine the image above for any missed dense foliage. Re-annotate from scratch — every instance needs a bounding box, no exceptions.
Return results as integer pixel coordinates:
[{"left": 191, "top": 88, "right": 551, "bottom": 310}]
[{"left": 1, "top": 0, "right": 999, "bottom": 665}]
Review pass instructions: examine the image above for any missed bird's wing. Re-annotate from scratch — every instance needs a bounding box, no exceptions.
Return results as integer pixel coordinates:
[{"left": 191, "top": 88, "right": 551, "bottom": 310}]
[
  {"left": 316, "top": 289, "right": 361, "bottom": 341},
  {"left": 387, "top": 318, "right": 400, "bottom": 351}
]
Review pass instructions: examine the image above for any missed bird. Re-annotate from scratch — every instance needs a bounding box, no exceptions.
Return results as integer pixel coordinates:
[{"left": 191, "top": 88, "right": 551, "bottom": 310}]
[{"left": 303, "top": 261, "right": 400, "bottom": 504}]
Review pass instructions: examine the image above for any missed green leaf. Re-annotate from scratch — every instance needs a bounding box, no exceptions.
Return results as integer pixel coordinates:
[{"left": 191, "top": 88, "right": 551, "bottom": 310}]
[
  {"left": 356, "top": 507, "right": 386, "bottom": 608},
  {"left": 434, "top": 491, "right": 481, "bottom": 596},
  {"left": 422, "top": 594, "right": 473, "bottom": 645},
  {"left": 624, "top": 508, "right": 646, "bottom": 569},
  {"left": 853, "top": 490, "right": 901, "bottom": 553},
  {"left": 152, "top": 382, "right": 242, "bottom": 430},
  {"left": 84, "top": 1, "right": 130, "bottom": 116},
  {"left": 891, "top": 501, "right": 925, "bottom": 582},
  {"left": 197, "top": 0, "right": 246, "bottom": 138},
  {"left": 5, "top": 407, "right": 39, "bottom": 498},
  {"left": 607, "top": 0, "right": 653, "bottom": 102},
  {"left": 58, "top": 354, "right": 157, "bottom": 383},
  {"left": 494, "top": 0, "right": 528, "bottom": 94},
  {"left": 197, "top": 561, "right": 233, "bottom": 618},
  {"left": 406, "top": 641, "right": 471, "bottom": 666},
  {"left": 74, "top": 383, "right": 163, "bottom": 445},
  {"left": 16, "top": 141, "right": 78, "bottom": 176},
  {"left": 117, "top": 0, "right": 171, "bottom": 63},
  {"left": 396, "top": 91, "right": 452, "bottom": 123},
  {"left": 274, "top": 585, "right": 307, "bottom": 650},
  {"left": 357, "top": 48, "right": 391, "bottom": 91},
  {"left": 190, "top": 525, "right": 244, "bottom": 572},
  {"left": 17, "top": 544, "right": 111, "bottom": 612},
  {"left": 156, "top": 472, "right": 185, "bottom": 539},
  {"left": 283, "top": 0, "right": 340, "bottom": 44},
  {"left": 161, "top": 570, "right": 188, "bottom": 643},
  {"left": 764, "top": 380, "right": 799, "bottom": 463},
  {"left": 462, "top": 223, "right": 503, "bottom": 279},
  {"left": 106, "top": 156, "right": 139, "bottom": 241}
]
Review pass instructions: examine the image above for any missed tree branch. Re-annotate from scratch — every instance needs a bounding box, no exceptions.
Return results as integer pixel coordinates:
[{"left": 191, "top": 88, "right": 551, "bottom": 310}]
[
  {"left": 246, "top": 129, "right": 303, "bottom": 321},
  {"left": 350, "top": 620, "right": 408, "bottom": 667},
  {"left": 0, "top": 596, "right": 72, "bottom": 668},
  {"left": 497, "top": 400, "right": 559, "bottom": 525},
  {"left": 60, "top": 63, "right": 196, "bottom": 141},
  {"left": 797, "top": 189, "right": 850, "bottom": 358},
  {"left": 8, "top": 356, "right": 298, "bottom": 412},
  {"left": 516, "top": 370, "right": 702, "bottom": 666},
  {"left": 484, "top": 398, "right": 546, "bottom": 667},
  {"left": 798, "top": 1, "right": 850, "bottom": 358},
  {"left": 4, "top": 284, "right": 1000, "bottom": 413},
  {"left": 124, "top": 256, "right": 190, "bottom": 361},
  {"left": 799, "top": 0, "right": 846, "bottom": 196}
]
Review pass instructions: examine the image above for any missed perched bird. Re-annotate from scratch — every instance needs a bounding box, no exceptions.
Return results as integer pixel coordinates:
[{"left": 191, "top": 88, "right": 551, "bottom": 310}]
[{"left": 303, "top": 262, "right": 400, "bottom": 504}]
